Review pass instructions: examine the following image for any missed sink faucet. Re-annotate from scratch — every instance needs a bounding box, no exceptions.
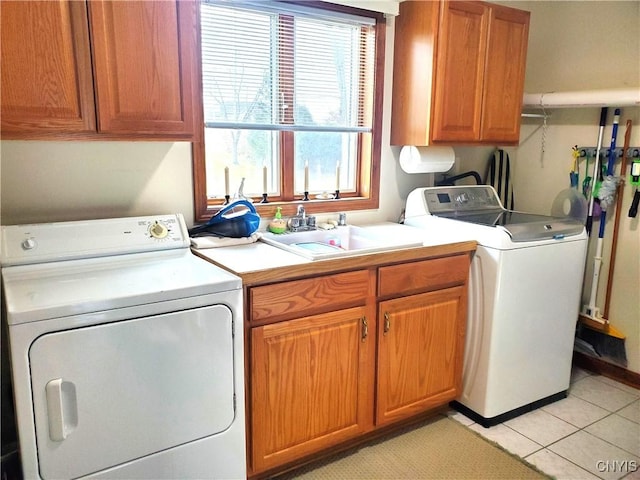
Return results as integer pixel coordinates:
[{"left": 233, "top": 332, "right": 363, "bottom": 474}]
[{"left": 289, "top": 204, "right": 315, "bottom": 232}]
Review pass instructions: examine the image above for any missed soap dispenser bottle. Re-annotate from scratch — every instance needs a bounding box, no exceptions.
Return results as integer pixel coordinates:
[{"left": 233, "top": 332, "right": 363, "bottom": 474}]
[{"left": 268, "top": 207, "right": 287, "bottom": 234}]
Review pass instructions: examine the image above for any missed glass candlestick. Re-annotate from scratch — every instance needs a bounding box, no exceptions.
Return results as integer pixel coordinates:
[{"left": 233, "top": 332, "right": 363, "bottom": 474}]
[
  {"left": 334, "top": 189, "right": 340, "bottom": 199},
  {"left": 303, "top": 191, "right": 310, "bottom": 201},
  {"left": 260, "top": 193, "right": 269, "bottom": 203}
]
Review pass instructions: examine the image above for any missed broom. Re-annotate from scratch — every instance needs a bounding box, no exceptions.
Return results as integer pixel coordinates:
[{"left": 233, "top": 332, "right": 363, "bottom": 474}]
[
  {"left": 577, "top": 111, "right": 628, "bottom": 367},
  {"left": 585, "top": 108, "right": 608, "bottom": 235}
]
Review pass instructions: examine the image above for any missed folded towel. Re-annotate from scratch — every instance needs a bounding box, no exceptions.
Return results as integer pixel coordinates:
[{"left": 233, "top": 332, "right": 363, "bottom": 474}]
[{"left": 191, "top": 232, "right": 262, "bottom": 249}]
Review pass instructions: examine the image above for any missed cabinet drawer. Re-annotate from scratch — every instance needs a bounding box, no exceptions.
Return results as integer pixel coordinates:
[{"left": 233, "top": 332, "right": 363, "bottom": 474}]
[
  {"left": 250, "top": 270, "right": 370, "bottom": 323},
  {"left": 378, "top": 254, "right": 469, "bottom": 297}
]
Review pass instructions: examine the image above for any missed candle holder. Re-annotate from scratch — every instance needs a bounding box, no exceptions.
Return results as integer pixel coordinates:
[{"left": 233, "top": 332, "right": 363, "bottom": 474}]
[
  {"left": 260, "top": 193, "right": 269, "bottom": 203},
  {"left": 223, "top": 194, "right": 230, "bottom": 205},
  {"left": 302, "top": 191, "right": 310, "bottom": 201},
  {"left": 334, "top": 189, "right": 340, "bottom": 199}
]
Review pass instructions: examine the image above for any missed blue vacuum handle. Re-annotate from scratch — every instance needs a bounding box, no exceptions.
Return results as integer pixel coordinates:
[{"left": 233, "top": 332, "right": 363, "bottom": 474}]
[{"left": 208, "top": 200, "right": 256, "bottom": 225}]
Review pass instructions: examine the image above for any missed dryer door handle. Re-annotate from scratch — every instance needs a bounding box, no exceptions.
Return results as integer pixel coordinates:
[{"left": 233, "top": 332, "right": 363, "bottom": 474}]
[{"left": 46, "top": 378, "right": 78, "bottom": 442}]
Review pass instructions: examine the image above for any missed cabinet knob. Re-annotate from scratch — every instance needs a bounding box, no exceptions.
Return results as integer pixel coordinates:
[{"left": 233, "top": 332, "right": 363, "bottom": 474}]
[{"left": 384, "top": 312, "right": 391, "bottom": 335}]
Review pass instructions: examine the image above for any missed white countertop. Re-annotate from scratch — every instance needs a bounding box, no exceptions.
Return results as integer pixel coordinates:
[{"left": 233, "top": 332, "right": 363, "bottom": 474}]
[{"left": 193, "top": 222, "right": 474, "bottom": 275}]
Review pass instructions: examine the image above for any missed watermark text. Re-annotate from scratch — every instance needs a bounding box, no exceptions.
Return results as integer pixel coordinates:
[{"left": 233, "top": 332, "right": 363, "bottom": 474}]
[{"left": 596, "top": 460, "right": 638, "bottom": 474}]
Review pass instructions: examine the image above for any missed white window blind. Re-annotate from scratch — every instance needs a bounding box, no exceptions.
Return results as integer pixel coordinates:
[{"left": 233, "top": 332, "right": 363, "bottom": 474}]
[{"left": 200, "top": 0, "right": 376, "bottom": 133}]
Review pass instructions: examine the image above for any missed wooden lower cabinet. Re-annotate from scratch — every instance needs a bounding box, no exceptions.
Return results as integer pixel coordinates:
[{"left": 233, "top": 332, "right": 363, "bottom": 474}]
[
  {"left": 250, "top": 307, "right": 374, "bottom": 472},
  {"left": 376, "top": 287, "right": 466, "bottom": 425},
  {"left": 247, "top": 253, "right": 470, "bottom": 477}
]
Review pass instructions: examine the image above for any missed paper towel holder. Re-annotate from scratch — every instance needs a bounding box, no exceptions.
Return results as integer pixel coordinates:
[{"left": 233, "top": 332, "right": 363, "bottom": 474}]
[{"left": 399, "top": 145, "right": 456, "bottom": 174}]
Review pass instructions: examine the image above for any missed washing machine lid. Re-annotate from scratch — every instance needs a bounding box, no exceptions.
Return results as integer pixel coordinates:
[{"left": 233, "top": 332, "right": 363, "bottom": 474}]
[
  {"left": 1, "top": 214, "right": 240, "bottom": 325},
  {"left": 405, "top": 185, "right": 584, "bottom": 242},
  {"left": 435, "top": 210, "right": 584, "bottom": 242}
]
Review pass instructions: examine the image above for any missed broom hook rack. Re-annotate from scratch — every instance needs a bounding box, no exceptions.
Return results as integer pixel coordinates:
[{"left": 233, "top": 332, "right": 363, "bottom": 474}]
[{"left": 576, "top": 147, "right": 640, "bottom": 159}]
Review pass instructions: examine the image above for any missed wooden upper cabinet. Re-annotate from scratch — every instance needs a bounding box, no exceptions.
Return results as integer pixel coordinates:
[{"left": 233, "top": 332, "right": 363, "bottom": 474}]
[
  {"left": 88, "top": 0, "right": 198, "bottom": 137},
  {"left": 431, "top": 2, "right": 488, "bottom": 143},
  {"left": 0, "top": 0, "right": 198, "bottom": 140},
  {"left": 481, "top": 5, "right": 530, "bottom": 142},
  {"left": 391, "top": 0, "right": 530, "bottom": 146},
  {"left": 0, "top": 1, "right": 96, "bottom": 135}
]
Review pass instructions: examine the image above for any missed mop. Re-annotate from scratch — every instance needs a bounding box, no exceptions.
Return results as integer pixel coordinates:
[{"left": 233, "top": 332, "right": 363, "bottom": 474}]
[
  {"left": 585, "top": 108, "right": 608, "bottom": 235},
  {"left": 578, "top": 109, "right": 627, "bottom": 367}
]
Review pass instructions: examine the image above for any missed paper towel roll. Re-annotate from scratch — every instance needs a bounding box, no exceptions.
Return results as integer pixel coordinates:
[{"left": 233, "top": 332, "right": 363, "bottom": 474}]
[{"left": 399, "top": 146, "right": 455, "bottom": 173}]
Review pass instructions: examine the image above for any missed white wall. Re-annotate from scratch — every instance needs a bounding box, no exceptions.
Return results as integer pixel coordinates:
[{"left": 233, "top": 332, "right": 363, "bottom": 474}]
[
  {"left": 0, "top": 141, "right": 194, "bottom": 225},
  {"left": 517, "top": 110, "right": 640, "bottom": 372},
  {"left": 454, "top": 1, "right": 640, "bottom": 374}
]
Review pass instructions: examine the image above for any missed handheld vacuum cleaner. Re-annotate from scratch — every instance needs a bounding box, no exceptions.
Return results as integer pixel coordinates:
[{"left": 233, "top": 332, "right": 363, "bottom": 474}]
[{"left": 189, "top": 200, "right": 261, "bottom": 238}]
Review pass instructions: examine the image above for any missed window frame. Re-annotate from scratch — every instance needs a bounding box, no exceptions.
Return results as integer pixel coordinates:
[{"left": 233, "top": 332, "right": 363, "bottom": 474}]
[{"left": 192, "top": 1, "right": 386, "bottom": 222}]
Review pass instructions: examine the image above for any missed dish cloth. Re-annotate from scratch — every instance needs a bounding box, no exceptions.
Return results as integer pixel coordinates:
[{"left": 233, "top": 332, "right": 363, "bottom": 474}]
[{"left": 191, "top": 232, "right": 262, "bottom": 249}]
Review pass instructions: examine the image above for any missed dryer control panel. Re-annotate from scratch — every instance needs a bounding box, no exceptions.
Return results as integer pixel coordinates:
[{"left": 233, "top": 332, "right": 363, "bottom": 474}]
[{"left": 1, "top": 214, "right": 189, "bottom": 266}]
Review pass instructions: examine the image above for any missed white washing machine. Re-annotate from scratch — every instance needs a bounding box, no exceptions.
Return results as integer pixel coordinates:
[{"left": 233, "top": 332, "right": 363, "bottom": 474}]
[
  {"left": 1, "top": 214, "right": 246, "bottom": 479},
  {"left": 405, "top": 186, "right": 588, "bottom": 427}
]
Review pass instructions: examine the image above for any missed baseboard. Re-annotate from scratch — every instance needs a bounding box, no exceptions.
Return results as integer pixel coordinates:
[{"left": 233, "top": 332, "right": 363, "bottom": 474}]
[
  {"left": 451, "top": 391, "right": 567, "bottom": 428},
  {"left": 573, "top": 351, "right": 640, "bottom": 389}
]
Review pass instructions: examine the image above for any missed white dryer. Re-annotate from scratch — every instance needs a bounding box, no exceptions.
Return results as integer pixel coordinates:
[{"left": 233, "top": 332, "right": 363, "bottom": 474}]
[
  {"left": 405, "top": 186, "right": 588, "bottom": 427},
  {"left": 1, "top": 214, "right": 246, "bottom": 479}
]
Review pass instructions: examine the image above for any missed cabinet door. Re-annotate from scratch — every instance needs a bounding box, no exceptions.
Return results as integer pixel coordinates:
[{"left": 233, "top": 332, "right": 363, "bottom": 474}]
[
  {"left": 481, "top": 5, "right": 530, "bottom": 143},
  {"left": 431, "top": 1, "right": 488, "bottom": 143},
  {"left": 251, "top": 307, "right": 374, "bottom": 473},
  {"left": 88, "top": 1, "right": 197, "bottom": 137},
  {"left": 377, "top": 286, "right": 466, "bottom": 426},
  {"left": 390, "top": 0, "right": 440, "bottom": 147},
  {"left": 0, "top": 1, "right": 96, "bottom": 136}
]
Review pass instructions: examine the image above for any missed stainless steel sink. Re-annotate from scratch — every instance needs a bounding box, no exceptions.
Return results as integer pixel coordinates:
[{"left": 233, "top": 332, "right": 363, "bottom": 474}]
[{"left": 260, "top": 225, "right": 423, "bottom": 260}]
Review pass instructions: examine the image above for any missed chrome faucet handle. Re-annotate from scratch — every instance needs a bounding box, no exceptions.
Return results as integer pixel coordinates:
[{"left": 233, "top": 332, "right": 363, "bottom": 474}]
[
  {"left": 296, "top": 204, "right": 305, "bottom": 217},
  {"left": 306, "top": 216, "right": 316, "bottom": 228}
]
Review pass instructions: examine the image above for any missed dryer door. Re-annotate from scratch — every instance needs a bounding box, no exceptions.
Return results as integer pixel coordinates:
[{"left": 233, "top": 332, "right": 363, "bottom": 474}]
[{"left": 29, "top": 304, "right": 235, "bottom": 480}]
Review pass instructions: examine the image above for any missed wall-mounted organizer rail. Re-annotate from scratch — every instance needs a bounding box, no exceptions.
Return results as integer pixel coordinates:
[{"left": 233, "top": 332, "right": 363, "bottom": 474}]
[{"left": 577, "top": 147, "right": 640, "bottom": 159}]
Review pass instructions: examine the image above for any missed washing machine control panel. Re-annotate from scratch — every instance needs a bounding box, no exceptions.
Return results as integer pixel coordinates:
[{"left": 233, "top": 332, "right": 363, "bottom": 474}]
[
  {"left": 423, "top": 186, "right": 502, "bottom": 214},
  {"left": 1, "top": 214, "right": 190, "bottom": 266}
]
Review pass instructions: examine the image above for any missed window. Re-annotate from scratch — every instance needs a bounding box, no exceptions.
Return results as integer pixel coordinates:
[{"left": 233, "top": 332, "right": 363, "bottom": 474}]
[{"left": 193, "top": 0, "right": 385, "bottom": 221}]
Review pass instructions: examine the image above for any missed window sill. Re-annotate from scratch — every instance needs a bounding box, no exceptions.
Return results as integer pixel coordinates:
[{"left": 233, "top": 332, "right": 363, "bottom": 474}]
[{"left": 197, "top": 195, "right": 379, "bottom": 223}]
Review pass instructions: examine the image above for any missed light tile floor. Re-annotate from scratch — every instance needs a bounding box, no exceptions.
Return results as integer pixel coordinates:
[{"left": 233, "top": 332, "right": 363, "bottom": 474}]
[{"left": 448, "top": 367, "right": 640, "bottom": 480}]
